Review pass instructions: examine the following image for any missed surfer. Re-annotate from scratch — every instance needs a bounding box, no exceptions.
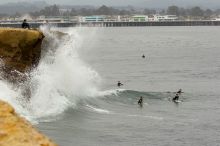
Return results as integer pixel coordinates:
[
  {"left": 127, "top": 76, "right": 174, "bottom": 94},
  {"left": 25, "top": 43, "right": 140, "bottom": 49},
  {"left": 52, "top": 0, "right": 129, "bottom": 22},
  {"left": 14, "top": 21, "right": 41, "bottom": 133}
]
[
  {"left": 138, "top": 96, "right": 143, "bottom": 106},
  {"left": 142, "top": 54, "right": 145, "bottom": 58},
  {"left": 172, "top": 93, "right": 179, "bottom": 101},
  {"left": 117, "top": 81, "right": 123, "bottom": 87},
  {"left": 177, "top": 89, "right": 182, "bottom": 94},
  {"left": 22, "top": 19, "right": 30, "bottom": 29}
]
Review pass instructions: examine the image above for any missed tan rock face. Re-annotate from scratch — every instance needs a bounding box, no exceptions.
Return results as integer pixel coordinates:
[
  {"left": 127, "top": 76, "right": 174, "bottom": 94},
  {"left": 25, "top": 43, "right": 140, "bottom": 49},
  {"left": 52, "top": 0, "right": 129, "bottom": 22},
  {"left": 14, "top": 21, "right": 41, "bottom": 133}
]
[
  {"left": 0, "top": 28, "right": 44, "bottom": 73},
  {"left": 0, "top": 28, "right": 44, "bottom": 83},
  {"left": 0, "top": 100, "right": 58, "bottom": 146}
]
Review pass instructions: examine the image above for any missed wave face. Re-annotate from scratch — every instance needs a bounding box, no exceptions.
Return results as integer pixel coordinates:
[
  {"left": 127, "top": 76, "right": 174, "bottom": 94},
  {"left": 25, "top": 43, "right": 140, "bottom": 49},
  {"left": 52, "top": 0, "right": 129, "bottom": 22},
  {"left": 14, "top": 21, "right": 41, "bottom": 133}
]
[{"left": 0, "top": 27, "right": 101, "bottom": 122}]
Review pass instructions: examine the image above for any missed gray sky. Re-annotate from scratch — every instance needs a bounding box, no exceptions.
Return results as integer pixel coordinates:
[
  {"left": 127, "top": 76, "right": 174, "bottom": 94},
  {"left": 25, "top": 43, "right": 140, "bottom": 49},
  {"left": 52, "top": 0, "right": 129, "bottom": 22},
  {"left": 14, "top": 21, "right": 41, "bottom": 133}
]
[{"left": 0, "top": 0, "right": 220, "bottom": 8}]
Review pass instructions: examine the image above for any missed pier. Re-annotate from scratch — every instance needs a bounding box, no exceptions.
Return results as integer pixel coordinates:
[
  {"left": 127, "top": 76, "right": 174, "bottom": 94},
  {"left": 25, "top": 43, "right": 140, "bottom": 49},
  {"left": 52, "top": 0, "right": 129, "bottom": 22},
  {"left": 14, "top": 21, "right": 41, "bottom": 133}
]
[
  {"left": 0, "top": 22, "right": 77, "bottom": 28},
  {"left": 1, "top": 20, "right": 220, "bottom": 28},
  {"left": 84, "top": 20, "right": 220, "bottom": 27}
]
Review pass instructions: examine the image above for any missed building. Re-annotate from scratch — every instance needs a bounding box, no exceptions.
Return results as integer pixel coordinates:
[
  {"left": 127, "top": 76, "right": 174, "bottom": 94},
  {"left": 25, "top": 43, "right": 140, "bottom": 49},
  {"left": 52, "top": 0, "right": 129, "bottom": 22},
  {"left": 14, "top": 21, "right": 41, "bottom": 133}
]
[
  {"left": 152, "top": 15, "right": 178, "bottom": 21},
  {"left": 81, "top": 16, "right": 105, "bottom": 22},
  {"left": 131, "top": 15, "right": 148, "bottom": 22},
  {"left": 104, "top": 16, "right": 118, "bottom": 22}
]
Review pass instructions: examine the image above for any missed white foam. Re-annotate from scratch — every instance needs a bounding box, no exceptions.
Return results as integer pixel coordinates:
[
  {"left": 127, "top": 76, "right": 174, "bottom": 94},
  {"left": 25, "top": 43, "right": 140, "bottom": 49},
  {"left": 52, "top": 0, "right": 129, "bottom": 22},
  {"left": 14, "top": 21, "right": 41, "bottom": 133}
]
[
  {"left": 86, "top": 104, "right": 111, "bottom": 114},
  {"left": 127, "top": 114, "right": 164, "bottom": 120},
  {"left": 0, "top": 27, "right": 102, "bottom": 122},
  {"left": 28, "top": 27, "right": 102, "bottom": 119},
  {"left": 97, "top": 89, "right": 126, "bottom": 97}
]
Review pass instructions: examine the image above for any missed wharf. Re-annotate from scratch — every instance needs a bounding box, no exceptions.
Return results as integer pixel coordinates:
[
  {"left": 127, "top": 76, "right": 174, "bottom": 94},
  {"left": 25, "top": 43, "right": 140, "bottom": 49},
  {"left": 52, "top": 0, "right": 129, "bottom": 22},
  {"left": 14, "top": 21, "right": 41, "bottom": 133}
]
[{"left": 1, "top": 21, "right": 220, "bottom": 28}]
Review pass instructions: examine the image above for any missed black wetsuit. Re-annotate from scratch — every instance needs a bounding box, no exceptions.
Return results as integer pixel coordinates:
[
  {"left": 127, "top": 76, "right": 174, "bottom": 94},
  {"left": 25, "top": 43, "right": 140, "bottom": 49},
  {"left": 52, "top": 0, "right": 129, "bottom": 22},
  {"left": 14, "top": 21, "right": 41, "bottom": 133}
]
[
  {"left": 177, "top": 90, "right": 182, "bottom": 94},
  {"left": 117, "top": 82, "right": 123, "bottom": 87},
  {"left": 22, "top": 22, "right": 30, "bottom": 29},
  {"left": 138, "top": 97, "right": 143, "bottom": 105},
  {"left": 173, "top": 95, "right": 179, "bottom": 101}
]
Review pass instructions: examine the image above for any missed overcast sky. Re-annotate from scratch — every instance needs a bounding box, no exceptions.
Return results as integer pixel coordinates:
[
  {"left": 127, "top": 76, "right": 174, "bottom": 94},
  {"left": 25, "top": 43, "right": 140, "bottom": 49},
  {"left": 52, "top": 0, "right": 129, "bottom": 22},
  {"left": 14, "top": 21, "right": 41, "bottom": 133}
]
[{"left": 0, "top": 0, "right": 220, "bottom": 8}]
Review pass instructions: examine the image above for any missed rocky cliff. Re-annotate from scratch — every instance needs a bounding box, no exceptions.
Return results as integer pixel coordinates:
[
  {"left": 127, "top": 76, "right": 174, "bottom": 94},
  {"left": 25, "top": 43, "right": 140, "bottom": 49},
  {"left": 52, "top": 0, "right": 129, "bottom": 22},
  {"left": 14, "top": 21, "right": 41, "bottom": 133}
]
[
  {"left": 0, "top": 100, "right": 57, "bottom": 146},
  {"left": 0, "top": 28, "right": 44, "bottom": 82}
]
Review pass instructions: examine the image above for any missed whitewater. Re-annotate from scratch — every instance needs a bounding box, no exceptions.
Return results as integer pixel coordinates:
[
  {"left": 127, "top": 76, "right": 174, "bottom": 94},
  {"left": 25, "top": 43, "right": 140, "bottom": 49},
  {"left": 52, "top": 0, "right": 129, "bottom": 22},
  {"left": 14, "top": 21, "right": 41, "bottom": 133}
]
[
  {"left": 1, "top": 26, "right": 220, "bottom": 146},
  {"left": 0, "top": 26, "right": 104, "bottom": 122}
]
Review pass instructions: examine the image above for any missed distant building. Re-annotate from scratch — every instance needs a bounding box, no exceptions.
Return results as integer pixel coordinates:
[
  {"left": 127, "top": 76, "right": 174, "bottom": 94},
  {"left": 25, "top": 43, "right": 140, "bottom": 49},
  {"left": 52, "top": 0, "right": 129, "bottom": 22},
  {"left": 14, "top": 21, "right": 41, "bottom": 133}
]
[
  {"left": 36, "top": 15, "right": 77, "bottom": 23},
  {"left": 104, "top": 15, "right": 118, "bottom": 22},
  {"left": 212, "top": 16, "right": 220, "bottom": 21},
  {"left": 153, "top": 15, "right": 178, "bottom": 21},
  {"left": 120, "top": 16, "right": 130, "bottom": 22},
  {"left": 131, "top": 15, "right": 148, "bottom": 22},
  {"left": 81, "top": 16, "right": 105, "bottom": 22},
  {"left": 130, "top": 15, "right": 178, "bottom": 22}
]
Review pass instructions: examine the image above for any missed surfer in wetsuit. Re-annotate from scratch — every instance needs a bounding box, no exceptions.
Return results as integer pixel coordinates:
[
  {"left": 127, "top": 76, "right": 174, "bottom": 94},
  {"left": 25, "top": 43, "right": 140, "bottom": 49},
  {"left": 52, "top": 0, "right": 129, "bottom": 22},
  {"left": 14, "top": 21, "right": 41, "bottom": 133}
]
[
  {"left": 172, "top": 93, "right": 179, "bottom": 101},
  {"left": 142, "top": 54, "right": 145, "bottom": 58},
  {"left": 138, "top": 96, "right": 143, "bottom": 106},
  {"left": 22, "top": 19, "right": 30, "bottom": 29},
  {"left": 117, "top": 81, "right": 123, "bottom": 87},
  {"left": 177, "top": 89, "right": 182, "bottom": 94}
]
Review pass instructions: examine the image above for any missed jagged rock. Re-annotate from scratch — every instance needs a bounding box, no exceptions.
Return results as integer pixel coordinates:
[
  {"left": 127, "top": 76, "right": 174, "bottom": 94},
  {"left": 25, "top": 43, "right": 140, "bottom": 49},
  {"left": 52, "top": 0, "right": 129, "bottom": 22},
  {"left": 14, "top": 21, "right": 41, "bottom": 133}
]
[
  {"left": 0, "top": 28, "right": 44, "bottom": 72},
  {"left": 0, "top": 100, "right": 58, "bottom": 146},
  {"left": 0, "top": 28, "right": 44, "bottom": 83}
]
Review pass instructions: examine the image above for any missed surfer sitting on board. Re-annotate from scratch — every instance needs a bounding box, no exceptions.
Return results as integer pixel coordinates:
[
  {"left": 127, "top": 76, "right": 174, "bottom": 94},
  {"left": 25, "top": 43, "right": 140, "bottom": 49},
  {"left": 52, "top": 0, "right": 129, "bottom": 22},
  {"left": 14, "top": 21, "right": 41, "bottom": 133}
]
[
  {"left": 138, "top": 96, "right": 143, "bottom": 106},
  {"left": 177, "top": 89, "right": 183, "bottom": 94},
  {"left": 117, "top": 81, "right": 123, "bottom": 87},
  {"left": 172, "top": 93, "right": 179, "bottom": 102}
]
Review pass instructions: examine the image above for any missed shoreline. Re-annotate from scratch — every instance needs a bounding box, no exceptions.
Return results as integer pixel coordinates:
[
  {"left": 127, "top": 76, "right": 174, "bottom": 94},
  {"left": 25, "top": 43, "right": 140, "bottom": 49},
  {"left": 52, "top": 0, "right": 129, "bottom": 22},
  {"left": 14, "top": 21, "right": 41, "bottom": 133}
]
[{"left": 1, "top": 20, "right": 220, "bottom": 28}]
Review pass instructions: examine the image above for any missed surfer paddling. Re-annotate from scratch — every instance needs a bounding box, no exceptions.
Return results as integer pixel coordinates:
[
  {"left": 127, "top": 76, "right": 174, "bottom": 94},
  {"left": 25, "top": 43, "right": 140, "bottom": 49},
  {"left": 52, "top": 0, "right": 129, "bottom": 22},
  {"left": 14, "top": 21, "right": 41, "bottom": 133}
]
[
  {"left": 172, "top": 93, "right": 179, "bottom": 102},
  {"left": 117, "top": 81, "right": 123, "bottom": 87},
  {"left": 138, "top": 96, "right": 143, "bottom": 107},
  {"left": 172, "top": 89, "right": 183, "bottom": 102}
]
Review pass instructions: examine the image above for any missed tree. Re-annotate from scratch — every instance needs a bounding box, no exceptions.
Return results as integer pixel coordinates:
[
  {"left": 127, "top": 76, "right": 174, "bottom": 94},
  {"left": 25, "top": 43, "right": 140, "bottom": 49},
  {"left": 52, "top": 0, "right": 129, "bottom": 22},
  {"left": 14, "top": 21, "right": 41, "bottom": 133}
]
[
  {"left": 143, "top": 9, "right": 156, "bottom": 15},
  {"left": 190, "top": 6, "right": 204, "bottom": 17},
  {"left": 96, "top": 5, "right": 111, "bottom": 15},
  {"left": 159, "top": 9, "right": 166, "bottom": 15},
  {"left": 179, "top": 8, "right": 186, "bottom": 16},
  {"left": 39, "top": 5, "right": 60, "bottom": 16},
  {"left": 204, "top": 9, "right": 213, "bottom": 18},
  {"left": 167, "top": 5, "right": 179, "bottom": 16},
  {"left": 215, "top": 9, "right": 220, "bottom": 15},
  {"left": 119, "top": 10, "right": 131, "bottom": 15},
  {"left": 70, "top": 8, "right": 78, "bottom": 16}
]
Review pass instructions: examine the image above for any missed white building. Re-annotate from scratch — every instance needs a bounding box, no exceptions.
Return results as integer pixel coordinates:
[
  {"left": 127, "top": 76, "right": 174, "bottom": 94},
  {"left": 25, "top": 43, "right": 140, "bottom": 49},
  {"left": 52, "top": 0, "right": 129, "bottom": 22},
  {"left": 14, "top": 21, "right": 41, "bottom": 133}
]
[
  {"left": 149, "top": 15, "right": 178, "bottom": 21},
  {"left": 131, "top": 15, "right": 148, "bottom": 22},
  {"left": 80, "top": 16, "right": 105, "bottom": 22}
]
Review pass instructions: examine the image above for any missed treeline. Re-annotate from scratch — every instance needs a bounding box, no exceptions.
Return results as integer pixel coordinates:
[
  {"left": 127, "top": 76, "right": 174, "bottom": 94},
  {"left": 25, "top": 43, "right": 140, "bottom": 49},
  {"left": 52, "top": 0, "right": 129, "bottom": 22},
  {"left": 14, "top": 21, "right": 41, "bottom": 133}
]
[
  {"left": 29, "top": 5, "right": 134, "bottom": 16},
  {"left": 2, "top": 5, "right": 220, "bottom": 19},
  {"left": 161, "top": 6, "right": 220, "bottom": 19}
]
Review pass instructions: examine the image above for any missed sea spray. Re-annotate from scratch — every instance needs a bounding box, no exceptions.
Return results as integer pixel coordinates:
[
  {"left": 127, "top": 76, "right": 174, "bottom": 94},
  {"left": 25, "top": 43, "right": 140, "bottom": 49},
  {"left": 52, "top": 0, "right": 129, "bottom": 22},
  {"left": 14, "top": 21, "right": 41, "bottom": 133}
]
[
  {"left": 28, "top": 27, "right": 101, "bottom": 119},
  {"left": 0, "top": 27, "right": 101, "bottom": 122}
]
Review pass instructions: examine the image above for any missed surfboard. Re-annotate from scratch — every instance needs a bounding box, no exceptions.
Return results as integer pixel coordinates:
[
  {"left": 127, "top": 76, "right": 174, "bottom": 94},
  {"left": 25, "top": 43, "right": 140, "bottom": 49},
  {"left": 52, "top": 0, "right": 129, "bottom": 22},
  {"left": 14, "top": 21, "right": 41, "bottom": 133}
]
[
  {"left": 167, "top": 97, "right": 182, "bottom": 103},
  {"left": 173, "top": 100, "right": 182, "bottom": 103}
]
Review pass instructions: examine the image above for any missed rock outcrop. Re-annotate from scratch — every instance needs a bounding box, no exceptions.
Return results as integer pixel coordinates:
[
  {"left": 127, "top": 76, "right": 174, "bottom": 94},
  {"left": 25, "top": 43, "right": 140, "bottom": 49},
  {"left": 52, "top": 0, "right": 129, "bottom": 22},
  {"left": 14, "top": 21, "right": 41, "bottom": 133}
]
[
  {"left": 0, "top": 28, "right": 44, "bottom": 83},
  {"left": 0, "top": 100, "right": 57, "bottom": 146}
]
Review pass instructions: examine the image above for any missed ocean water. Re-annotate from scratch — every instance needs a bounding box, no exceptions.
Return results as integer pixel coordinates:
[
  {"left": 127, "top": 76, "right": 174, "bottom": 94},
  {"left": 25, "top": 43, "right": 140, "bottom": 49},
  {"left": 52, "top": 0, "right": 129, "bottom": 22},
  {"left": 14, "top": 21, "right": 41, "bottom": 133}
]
[{"left": 1, "top": 26, "right": 220, "bottom": 146}]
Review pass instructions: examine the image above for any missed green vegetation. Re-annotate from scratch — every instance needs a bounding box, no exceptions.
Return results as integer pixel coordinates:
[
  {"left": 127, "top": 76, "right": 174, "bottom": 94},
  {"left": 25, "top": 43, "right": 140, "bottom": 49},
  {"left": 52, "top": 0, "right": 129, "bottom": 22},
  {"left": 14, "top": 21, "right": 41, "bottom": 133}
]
[{"left": 1, "top": 4, "right": 220, "bottom": 20}]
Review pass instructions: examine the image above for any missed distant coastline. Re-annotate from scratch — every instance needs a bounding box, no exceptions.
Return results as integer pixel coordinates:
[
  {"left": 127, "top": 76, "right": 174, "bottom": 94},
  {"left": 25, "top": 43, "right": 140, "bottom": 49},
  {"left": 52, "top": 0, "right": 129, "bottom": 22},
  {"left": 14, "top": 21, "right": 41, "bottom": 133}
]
[{"left": 1, "top": 20, "right": 220, "bottom": 28}]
